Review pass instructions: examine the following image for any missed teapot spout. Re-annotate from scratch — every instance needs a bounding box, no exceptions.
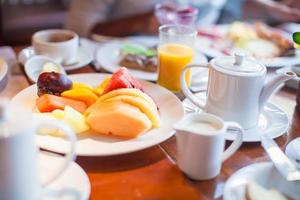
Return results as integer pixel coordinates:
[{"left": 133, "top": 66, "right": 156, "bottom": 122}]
[{"left": 260, "top": 71, "right": 296, "bottom": 109}]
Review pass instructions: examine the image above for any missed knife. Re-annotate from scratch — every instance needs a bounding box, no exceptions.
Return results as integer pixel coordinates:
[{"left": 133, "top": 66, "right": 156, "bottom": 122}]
[{"left": 261, "top": 134, "right": 300, "bottom": 181}]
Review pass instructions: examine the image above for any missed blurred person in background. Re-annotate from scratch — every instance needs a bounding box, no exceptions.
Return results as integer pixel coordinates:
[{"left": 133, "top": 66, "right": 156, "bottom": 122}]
[
  {"left": 178, "top": 0, "right": 299, "bottom": 24},
  {"left": 65, "top": 0, "right": 229, "bottom": 37},
  {"left": 242, "top": 0, "right": 300, "bottom": 24},
  {"left": 65, "top": 0, "right": 161, "bottom": 37},
  {"left": 65, "top": 0, "right": 299, "bottom": 38}
]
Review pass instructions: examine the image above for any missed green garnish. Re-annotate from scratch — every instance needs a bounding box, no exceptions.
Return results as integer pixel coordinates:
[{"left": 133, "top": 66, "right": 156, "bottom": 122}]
[
  {"left": 293, "top": 32, "right": 300, "bottom": 45},
  {"left": 121, "top": 44, "right": 156, "bottom": 57}
]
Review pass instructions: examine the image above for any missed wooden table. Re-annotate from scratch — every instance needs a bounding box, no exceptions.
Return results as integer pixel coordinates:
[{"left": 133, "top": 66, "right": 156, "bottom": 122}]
[{"left": 2, "top": 47, "right": 299, "bottom": 200}]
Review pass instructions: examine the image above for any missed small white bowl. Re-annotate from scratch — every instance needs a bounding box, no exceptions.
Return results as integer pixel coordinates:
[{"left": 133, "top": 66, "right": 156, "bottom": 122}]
[
  {"left": 24, "top": 55, "right": 66, "bottom": 83},
  {"left": 0, "top": 58, "right": 8, "bottom": 92}
]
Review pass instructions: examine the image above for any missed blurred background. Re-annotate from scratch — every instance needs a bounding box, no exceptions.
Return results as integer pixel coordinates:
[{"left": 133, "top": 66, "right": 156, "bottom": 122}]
[
  {"left": 0, "top": 0, "right": 299, "bottom": 45},
  {"left": 0, "top": 0, "right": 70, "bottom": 45}
]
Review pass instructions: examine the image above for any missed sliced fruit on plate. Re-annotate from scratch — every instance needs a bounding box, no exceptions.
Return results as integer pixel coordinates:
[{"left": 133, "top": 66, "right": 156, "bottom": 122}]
[
  {"left": 94, "top": 76, "right": 111, "bottom": 96},
  {"left": 86, "top": 100, "right": 152, "bottom": 138},
  {"left": 59, "top": 106, "right": 89, "bottom": 134},
  {"left": 102, "top": 94, "right": 159, "bottom": 128},
  {"left": 37, "top": 72, "right": 72, "bottom": 96},
  {"left": 103, "top": 67, "right": 144, "bottom": 94},
  {"left": 97, "top": 88, "right": 157, "bottom": 110},
  {"left": 61, "top": 88, "right": 98, "bottom": 106},
  {"left": 36, "top": 94, "right": 87, "bottom": 113},
  {"left": 35, "top": 106, "right": 89, "bottom": 136},
  {"left": 72, "top": 82, "right": 94, "bottom": 92}
]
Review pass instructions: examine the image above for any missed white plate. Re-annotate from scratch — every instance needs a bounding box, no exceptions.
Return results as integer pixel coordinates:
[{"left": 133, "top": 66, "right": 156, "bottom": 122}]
[
  {"left": 183, "top": 93, "right": 289, "bottom": 142},
  {"left": 223, "top": 162, "right": 300, "bottom": 200},
  {"left": 9, "top": 73, "right": 184, "bottom": 156},
  {"left": 18, "top": 45, "right": 93, "bottom": 71},
  {"left": 196, "top": 24, "right": 300, "bottom": 68},
  {"left": 39, "top": 151, "right": 90, "bottom": 200},
  {"left": 95, "top": 36, "right": 208, "bottom": 81},
  {"left": 285, "top": 137, "right": 300, "bottom": 168}
]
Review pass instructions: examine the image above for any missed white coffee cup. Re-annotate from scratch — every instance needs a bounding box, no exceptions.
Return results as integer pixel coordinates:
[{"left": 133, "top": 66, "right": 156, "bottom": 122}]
[
  {"left": 173, "top": 113, "right": 243, "bottom": 180},
  {"left": 0, "top": 106, "right": 76, "bottom": 200},
  {"left": 32, "top": 29, "right": 79, "bottom": 65}
]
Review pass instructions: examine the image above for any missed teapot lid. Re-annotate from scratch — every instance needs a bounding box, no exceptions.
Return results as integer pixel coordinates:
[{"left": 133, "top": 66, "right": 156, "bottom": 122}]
[{"left": 213, "top": 52, "right": 266, "bottom": 75}]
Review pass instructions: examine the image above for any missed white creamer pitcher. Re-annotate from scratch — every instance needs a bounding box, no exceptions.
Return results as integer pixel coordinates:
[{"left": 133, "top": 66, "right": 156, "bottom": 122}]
[{"left": 173, "top": 113, "right": 243, "bottom": 180}]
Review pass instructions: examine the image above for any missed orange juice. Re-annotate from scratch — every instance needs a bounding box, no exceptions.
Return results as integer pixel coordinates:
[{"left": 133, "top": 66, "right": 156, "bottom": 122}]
[{"left": 157, "top": 43, "right": 194, "bottom": 92}]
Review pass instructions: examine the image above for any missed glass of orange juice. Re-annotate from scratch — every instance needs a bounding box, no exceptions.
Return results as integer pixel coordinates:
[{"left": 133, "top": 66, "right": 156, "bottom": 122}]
[{"left": 157, "top": 24, "right": 197, "bottom": 92}]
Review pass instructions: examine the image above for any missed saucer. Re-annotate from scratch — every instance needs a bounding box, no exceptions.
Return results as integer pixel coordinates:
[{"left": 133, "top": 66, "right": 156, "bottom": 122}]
[
  {"left": 18, "top": 45, "right": 93, "bottom": 71},
  {"left": 285, "top": 137, "right": 300, "bottom": 168},
  {"left": 183, "top": 93, "right": 289, "bottom": 142},
  {"left": 223, "top": 162, "right": 300, "bottom": 200},
  {"left": 39, "top": 151, "right": 90, "bottom": 200},
  {"left": 24, "top": 56, "right": 66, "bottom": 83}
]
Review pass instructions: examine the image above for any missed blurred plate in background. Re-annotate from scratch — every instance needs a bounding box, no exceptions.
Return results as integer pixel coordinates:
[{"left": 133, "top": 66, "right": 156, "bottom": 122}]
[
  {"left": 96, "top": 35, "right": 208, "bottom": 82},
  {"left": 196, "top": 24, "right": 300, "bottom": 68}
]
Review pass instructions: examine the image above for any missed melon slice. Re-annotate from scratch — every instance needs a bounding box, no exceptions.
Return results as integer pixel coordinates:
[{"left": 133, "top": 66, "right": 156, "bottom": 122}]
[
  {"left": 97, "top": 88, "right": 157, "bottom": 110},
  {"left": 103, "top": 67, "right": 144, "bottom": 94},
  {"left": 86, "top": 101, "right": 152, "bottom": 138},
  {"left": 103, "top": 95, "right": 160, "bottom": 128}
]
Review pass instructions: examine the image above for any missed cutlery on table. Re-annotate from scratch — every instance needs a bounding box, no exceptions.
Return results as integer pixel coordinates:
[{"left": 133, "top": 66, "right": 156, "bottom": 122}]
[{"left": 261, "top": 134, "right": 300, "bottom": 181}]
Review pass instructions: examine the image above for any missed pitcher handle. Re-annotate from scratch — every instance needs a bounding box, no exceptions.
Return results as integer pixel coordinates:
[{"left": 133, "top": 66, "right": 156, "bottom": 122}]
[
  {"left": 180, "top": 64, "right": 208, "bottom": 109},
  {"left": 33, "top": 116, "right": 76, "bottom": 187},
  {"left": 222, "top": 121, "right": 243, "bottom": 162}
]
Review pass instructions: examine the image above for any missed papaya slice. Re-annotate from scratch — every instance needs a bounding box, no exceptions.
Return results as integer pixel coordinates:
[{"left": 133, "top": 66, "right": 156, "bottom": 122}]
[
  {"left": 61, "top": 88, "right": 98, "bottom": 106},
  {"left": 36, "top": 94, "right": 87, "bottom": 113}
]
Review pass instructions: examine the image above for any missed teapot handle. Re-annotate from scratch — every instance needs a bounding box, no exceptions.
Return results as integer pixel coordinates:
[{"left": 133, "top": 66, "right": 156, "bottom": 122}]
[{"left": 180, "top": 64, "right": 208, "bottom": 109}]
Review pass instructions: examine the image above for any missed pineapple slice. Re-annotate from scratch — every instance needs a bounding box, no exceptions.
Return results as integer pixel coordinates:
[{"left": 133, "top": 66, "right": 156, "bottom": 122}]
[{"left": 35, "top": 106, "right": 89, "bottom": 136}]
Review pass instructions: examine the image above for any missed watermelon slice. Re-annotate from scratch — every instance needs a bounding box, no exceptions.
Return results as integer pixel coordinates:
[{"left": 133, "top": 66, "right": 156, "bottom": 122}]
[{"left": 103, "top": 67, "right": 144, "bottom": 94}]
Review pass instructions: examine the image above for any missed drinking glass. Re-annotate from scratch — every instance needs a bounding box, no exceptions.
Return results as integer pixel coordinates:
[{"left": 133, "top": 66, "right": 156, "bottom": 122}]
[
  {"left": 157, "top": 24, "right": 197, "bottom": 92},
  {"left": 154, "top": 2, "right": 198, "bottom": 26}
]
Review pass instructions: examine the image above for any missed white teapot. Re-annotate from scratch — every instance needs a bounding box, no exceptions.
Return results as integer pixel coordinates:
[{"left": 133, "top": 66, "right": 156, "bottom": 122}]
[{"left": 181, "top": 53, "right": 296, "bottom": 129}]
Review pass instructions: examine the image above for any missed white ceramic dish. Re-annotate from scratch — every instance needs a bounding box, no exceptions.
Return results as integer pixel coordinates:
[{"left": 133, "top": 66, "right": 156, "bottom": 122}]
[
  {"left": 18, "top": 45, "right": 93, "bottom": 71},
  {"left": 9, "top": 73, "right": 184, "bottom": 156},
  {"left": 24, "top": 55, "right": 66, "bottom": 83},
  {"left": 196, "top": 24, "right": 300, "bottom": 68},
  {"left": 183, "top": 93, "right": 289, "bottom": 142},
  {"left": 95, "top": 36, "right": 208, "bottom": 81},
  {"left": 276, "top": 66, "right": 300, "bottom": 90},
  {"left": 0, "top": 58, "right": 8, "bottom": 92},
  {"left": 39, "top": 151, "right": 90, "bottom": 200},
  {"left": 223, "top": 162, "right": 300, "bottom": 200},
  {"left": 285, "top": 137, "right": 300, "bottom": 168}
]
